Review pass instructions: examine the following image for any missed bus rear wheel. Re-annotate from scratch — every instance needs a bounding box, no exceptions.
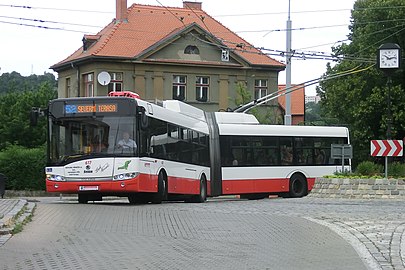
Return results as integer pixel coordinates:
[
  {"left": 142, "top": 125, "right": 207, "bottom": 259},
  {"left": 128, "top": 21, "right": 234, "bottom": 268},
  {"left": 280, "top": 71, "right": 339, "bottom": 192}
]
[
  {"left": 240, "top": 193, "right": 269, "bottom": 200},
  {"left": 288, "top": 173, "right": 308, "bottom": 198}
]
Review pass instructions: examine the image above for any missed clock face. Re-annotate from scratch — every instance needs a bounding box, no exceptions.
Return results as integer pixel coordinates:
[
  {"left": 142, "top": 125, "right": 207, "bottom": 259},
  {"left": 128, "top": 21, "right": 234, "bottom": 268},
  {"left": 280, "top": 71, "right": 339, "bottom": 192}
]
[{"left": 379, "top": 49, "right": 399, "bottom": 68}]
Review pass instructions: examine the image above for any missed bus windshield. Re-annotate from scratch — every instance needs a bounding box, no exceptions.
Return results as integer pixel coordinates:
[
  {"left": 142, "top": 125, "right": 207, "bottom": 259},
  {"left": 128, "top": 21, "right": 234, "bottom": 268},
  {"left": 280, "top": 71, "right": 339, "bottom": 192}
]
[{"left": 48, "top": 115, "right": 137, "bottom": 165}]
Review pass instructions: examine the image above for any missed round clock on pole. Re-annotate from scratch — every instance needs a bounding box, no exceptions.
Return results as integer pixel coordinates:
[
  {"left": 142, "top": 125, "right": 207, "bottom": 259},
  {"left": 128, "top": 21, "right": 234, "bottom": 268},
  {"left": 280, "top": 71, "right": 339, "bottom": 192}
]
[{"left": 378, "top": 43, "right": 401, "bottom": 75}]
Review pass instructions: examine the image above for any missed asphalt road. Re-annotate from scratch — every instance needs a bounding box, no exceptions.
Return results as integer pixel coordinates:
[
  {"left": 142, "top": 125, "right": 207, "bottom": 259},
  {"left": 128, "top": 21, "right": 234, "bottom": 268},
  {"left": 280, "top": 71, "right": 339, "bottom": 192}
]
[{"left": 2, "top": 196, "right": 402, "bottom": 270}]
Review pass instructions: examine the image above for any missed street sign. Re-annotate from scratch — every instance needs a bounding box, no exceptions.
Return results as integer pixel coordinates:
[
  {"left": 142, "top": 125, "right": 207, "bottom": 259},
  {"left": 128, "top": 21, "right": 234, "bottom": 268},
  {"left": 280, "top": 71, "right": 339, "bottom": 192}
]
[
  {"left": 331, "top": 144, "right": 352, "bottom": 159},
  {"left": 371, "top": 140, "right": 403, "bottom": 157},
  {"left": 331, "top": 144, "right": 352, "bottom": 173}
]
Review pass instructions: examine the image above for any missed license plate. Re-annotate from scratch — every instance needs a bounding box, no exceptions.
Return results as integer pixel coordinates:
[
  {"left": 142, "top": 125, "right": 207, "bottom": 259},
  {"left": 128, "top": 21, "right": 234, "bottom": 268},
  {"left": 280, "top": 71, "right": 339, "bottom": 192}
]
[{"left": 79, "top": 186, "right": 99, "bottom": 191}]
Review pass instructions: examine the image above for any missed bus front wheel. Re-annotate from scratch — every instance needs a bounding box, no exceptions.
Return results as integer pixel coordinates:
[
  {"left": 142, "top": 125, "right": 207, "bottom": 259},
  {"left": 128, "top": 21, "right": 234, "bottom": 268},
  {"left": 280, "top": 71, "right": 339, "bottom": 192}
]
[
  {"left": 128, "top": 193, "right": 149, "bottom": 204},
  {"left": 78, "top": 194, "right": 88, "bottom": 204},
  {"left": 151, "top": 171, "right": 167, "bottom": 204},
  {"left": 288, "top": 173, "right": 308, "bottom": 198},
  {"left": 188, "top": 175, "right": 207, "bottom": 203}
]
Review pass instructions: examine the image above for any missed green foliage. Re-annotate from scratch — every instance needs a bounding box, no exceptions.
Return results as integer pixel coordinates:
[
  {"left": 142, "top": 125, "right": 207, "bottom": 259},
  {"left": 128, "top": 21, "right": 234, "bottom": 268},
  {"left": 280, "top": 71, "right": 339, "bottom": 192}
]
[
  {"left": 355, "top": 161, "right": 383, "bottom": 176},
  {"left": 388, "top": 162, "right": 405, "bottom": 177},
  {"left": 234, "top": 82, "right": 281, "bottom": 124},
  {"left": 305, "top": 102, "right": 321, "bottom": 123},
  {"left": 318, "top": 0, "right": 405, "bottom": 165},
  {"left": 235, "top": 82, "right": 251, "bottom": 106},
  {"left": 0, "top": 145, "right": 46, "bottom": 190},
  {"left": 0, "top": 72, "right": 56, "bottom": 94},
  {"left": 0, "top": 82, "right": 57, "bottom": 150},
  {"left": 0, "top": 72, "right": 56, "bottom": 190}
]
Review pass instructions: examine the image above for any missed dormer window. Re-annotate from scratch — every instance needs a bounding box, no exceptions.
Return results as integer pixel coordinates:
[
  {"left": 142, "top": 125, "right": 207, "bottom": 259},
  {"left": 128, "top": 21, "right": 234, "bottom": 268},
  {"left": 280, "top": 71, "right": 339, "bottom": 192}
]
[
  {"left": 82, "top": 35, "right": 100, "bottom": 51},
  {"left": 184, "top": 45, "right": 200, "bottom": 55}
]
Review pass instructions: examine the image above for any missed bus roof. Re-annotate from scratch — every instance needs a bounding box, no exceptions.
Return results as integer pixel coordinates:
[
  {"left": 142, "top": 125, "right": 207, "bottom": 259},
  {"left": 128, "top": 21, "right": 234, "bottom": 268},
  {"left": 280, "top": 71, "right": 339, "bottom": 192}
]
[
  {"left": 215, "top": 112, "right": 259, "bottom": 124},
  {"left": 218, "top": 123, "right": 350, "bottom": 138},
  {"left": 136, "top": 99, "right": 209, "bottom": 134}
]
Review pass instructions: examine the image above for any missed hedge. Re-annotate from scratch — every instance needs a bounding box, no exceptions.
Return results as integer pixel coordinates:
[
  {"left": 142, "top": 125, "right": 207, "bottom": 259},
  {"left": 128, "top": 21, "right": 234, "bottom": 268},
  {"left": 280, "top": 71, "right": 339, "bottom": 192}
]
[{"left": 0, "top": 144, "right": 46, "bottom": 190}]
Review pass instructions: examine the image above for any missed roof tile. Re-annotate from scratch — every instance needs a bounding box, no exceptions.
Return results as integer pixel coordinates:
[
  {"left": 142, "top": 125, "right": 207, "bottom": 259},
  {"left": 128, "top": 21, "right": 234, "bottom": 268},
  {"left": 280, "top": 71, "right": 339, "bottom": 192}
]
[{"left": 52, "top": 4, "right": 284, "bottom": 69}]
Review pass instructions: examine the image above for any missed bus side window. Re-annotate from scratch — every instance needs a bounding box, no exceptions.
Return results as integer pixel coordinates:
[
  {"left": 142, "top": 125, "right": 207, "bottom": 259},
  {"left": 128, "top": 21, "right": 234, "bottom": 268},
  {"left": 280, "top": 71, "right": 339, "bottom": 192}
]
[
  {"left": 281, "top": 146, "right": 293, "bottom": 165},
  {"left": 315, "top": 149, "right": 326, "bottom": 164}
]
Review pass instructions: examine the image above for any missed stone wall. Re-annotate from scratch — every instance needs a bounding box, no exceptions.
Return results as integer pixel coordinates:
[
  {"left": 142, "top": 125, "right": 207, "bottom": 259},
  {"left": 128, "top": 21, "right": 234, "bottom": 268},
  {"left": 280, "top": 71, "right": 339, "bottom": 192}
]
[{"left": 309, "top": 178, "right": 405, "bottom": 199}]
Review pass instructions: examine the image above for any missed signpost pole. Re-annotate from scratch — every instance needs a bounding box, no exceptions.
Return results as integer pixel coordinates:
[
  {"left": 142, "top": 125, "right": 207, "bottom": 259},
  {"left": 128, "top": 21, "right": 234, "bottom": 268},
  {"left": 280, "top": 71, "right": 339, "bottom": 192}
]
[{"left": 341, "top": 145, "right": 345, "bottom": 173}]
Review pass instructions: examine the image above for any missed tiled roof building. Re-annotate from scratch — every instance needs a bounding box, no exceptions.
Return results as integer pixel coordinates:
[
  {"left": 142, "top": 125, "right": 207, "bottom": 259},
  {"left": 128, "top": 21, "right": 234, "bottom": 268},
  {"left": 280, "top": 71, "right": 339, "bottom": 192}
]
[
  {"left": 52, "top": 1, "right": 286, "bottom": 116},
  {"left": 278, "top": 84, "right": 305, "bottom": 125}
]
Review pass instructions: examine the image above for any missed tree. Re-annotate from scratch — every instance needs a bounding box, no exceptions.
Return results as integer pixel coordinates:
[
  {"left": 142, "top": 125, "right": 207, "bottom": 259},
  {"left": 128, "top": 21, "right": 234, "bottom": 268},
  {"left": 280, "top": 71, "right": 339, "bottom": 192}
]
[
  {"left": 318, "top": 0, "right": 405, "bottom": 165},
  {"left": 305, "top": 102, "right": 322, "bottom": 124},
  {"left": 0, "top": 82, "right": 57, "bottom": 150},
  {"left": 233, "top": 82, "right": 281, "bottom": 124},
  {"left": 0, "top": 72, "right": 56, "bottom": 94}
]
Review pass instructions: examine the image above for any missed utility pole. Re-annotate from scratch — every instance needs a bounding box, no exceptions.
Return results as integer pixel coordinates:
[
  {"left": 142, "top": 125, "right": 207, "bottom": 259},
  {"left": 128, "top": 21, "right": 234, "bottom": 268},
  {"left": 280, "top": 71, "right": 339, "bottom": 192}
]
[{"left": 285, "top": 0, "right": 292, "bottom": 125}]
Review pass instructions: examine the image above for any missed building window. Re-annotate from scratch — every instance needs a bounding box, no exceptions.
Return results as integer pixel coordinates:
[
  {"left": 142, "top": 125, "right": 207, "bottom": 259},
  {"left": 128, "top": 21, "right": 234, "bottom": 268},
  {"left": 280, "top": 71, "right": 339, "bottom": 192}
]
[
  {"left": 173, "top": 75, "right": 186, "bottom": 101},
  {"left": 184, "top": 45, "right": 199, "bottom": 54},
  {"left": 83, "top": 73, "right": 94, "bottom": 97},
  {"left": 196, "top": 76, "right": 209, "bottom": 102},
  {"left": 108, "top": 72, "right": 123, "bottom": 93},
  {"left": 65, "top": 78, "right": 71, "bottom": 97},
  {"left": 254, "top": 79, "right": 268, "bottom": 99}
]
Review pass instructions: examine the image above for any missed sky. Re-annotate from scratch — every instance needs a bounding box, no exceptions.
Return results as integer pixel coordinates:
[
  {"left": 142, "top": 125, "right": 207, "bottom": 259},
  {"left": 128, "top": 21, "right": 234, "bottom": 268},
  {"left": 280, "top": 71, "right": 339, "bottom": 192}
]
[{"left": 0, "top": 0, "right": 356, "bottom": 95}]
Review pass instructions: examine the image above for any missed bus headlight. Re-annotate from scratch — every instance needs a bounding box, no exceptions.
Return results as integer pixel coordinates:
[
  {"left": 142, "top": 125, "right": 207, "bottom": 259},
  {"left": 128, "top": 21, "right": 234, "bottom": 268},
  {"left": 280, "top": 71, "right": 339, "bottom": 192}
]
[
  {"left": 47, "top": 174, "right": 65, "bottom": 181},
  {"left": 113, "top": 172, "right": 139, "bottom": 181}
]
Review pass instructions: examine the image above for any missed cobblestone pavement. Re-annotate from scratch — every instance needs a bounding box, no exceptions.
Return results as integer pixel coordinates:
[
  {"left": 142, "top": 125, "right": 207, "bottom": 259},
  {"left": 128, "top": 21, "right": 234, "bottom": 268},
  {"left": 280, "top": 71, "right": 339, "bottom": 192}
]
[{"left": 1, "top": 196, "right": 404, "bottom": 269}]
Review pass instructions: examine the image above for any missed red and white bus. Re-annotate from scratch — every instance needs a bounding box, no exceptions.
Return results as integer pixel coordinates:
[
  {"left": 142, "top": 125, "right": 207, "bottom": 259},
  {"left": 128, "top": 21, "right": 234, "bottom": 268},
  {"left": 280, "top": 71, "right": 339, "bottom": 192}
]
[{"left": 45, "top": 92, "right": 350, "bottom": 203}]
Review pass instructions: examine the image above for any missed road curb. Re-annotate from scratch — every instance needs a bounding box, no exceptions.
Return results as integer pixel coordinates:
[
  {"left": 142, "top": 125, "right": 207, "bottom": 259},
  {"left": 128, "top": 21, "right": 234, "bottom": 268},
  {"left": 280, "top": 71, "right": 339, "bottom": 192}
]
[{"left": 0, "top": 199, "right": 35, "bottom": 238}]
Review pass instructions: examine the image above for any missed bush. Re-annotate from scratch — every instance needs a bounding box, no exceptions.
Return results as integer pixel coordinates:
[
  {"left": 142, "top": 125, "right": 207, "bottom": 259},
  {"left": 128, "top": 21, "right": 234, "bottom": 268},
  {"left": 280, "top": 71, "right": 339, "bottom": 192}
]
[
  {"left": 355, "top": 161, "right": 383, "bottom": 176},
  {"left": 388, "top": 162, "right": 405, "bottom": 177},
  {"left": 0, "top": 144, "right": 46, "bottom": 190}
]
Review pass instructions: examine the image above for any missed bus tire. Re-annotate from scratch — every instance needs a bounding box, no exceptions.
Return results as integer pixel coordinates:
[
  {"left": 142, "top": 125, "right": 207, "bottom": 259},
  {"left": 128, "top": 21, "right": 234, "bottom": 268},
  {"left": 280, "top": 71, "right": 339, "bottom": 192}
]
[
  {"left": 128, "top": 193, "right": 149, "bottom": 204},
  {"left": 240, "top": 193, "right": 268, "bottom": 200},
  {"left": 288, "top": 173, "right": 308, "bottom": 198},
  {"left": 78, "top": 194, "right": 88, "bottom": 204},
  {"left": 151, "top": 171, "right": 167, "bottom": 204},
  {"left": 188, "top": 175, "right": 207, "bottom": 203}
]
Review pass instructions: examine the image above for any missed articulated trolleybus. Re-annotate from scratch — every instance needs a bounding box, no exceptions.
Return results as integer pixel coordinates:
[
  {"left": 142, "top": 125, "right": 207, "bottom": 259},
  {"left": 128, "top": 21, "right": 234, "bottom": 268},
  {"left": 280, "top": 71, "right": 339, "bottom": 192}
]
[{"left": 45, "top": 91, "right": 350, "bottom": 203}]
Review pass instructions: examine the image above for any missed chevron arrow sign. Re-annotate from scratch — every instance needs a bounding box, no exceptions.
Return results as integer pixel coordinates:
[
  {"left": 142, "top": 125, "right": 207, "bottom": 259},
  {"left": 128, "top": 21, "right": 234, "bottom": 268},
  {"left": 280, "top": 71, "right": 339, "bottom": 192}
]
[{"left": 371, "top": 140, "right": 403, "bottom": 157}]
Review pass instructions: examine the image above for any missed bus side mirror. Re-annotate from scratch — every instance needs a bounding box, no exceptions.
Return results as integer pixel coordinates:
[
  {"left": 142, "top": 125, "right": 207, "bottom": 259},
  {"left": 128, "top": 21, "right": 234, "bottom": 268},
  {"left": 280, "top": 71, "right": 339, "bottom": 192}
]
[
  {"left": 30, "top": 107, "right": 47, "bottom": 126},
  {"left": 30, "top": 108, "right": 39, "bottom": 126},
  {"left": 138, "top": 107, "right": 149, "bottom": 130}
]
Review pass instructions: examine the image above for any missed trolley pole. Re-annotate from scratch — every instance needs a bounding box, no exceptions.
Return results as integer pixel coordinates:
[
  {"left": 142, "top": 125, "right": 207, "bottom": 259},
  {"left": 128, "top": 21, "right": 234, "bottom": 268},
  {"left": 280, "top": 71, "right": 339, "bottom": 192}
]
[{"left": 285, "top": 0, "right": 292, "bottom": 126}]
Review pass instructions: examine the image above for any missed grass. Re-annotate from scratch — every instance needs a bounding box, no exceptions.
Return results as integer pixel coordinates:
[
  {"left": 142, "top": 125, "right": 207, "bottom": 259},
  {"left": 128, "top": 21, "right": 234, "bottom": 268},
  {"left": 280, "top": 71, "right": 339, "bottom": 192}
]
[{"left": 10, "top": 204, "right": 34, "bottom": 235}]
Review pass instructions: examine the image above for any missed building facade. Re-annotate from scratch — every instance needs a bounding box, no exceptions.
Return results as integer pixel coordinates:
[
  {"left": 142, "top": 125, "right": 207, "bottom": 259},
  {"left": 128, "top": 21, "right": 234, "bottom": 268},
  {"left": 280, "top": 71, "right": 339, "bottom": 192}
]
[{"left": 51, "top": 1, "right": 285, "bottom": 113}]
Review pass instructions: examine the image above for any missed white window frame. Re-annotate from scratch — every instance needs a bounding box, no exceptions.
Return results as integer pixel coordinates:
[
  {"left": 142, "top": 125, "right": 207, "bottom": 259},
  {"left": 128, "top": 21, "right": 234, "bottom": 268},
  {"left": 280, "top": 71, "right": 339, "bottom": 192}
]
[
  {"left": 83, "top": 73, "right": 94, "bottom": 97},
  {"left": 254, "top": 79, "right": 268, "bottom": 99},
  {"left": 108, "top": 72, "right": 123, "bottom": 93},
  {"left": 196, "top": 76, "right": 209, "bottom": 102},
  {"left": 173, "top": 75, "right": 187, "bottom": 101},
  {"left": 65, "top": 77, "right": 71, "bottom": 98}
]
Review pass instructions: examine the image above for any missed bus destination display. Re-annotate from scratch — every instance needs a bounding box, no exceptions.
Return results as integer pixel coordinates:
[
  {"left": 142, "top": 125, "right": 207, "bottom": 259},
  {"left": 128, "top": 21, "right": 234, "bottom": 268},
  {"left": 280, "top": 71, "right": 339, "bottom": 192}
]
[{"left": 65, "top": 104, "right": 117, "bottom": 114}]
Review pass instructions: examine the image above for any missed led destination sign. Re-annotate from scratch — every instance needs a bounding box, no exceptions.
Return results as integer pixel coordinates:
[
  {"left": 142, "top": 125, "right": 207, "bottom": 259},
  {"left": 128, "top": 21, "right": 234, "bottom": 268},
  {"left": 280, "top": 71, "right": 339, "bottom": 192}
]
[{"left": 65, "top": 104, "right": 117, "bottom": 114}]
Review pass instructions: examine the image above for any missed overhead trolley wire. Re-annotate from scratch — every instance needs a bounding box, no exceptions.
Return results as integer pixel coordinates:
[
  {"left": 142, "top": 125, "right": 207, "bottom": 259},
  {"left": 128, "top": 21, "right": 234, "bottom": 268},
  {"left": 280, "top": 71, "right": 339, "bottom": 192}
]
[{"left": 233, "top": 64, "right": 376, "bottom": 113}]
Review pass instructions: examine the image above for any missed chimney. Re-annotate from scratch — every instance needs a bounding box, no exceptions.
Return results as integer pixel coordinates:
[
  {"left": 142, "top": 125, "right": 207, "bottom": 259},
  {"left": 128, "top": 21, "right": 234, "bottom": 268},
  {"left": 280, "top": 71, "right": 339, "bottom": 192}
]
[
  {"left": 116, "top": 0, "right": 128, "bottom": 23},
  {"left": 183, "top": 1, "right": 202, "bottom": 10}
]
